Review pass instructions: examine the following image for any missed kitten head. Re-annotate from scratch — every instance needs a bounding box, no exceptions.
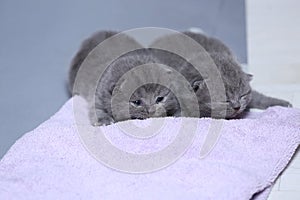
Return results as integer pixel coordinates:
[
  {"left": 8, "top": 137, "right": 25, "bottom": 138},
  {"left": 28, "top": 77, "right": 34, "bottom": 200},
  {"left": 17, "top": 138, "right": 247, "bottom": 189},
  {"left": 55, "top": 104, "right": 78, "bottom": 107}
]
[
  {"left": 192, "top": 53, "right": 252, "bottom": 118},
  {"left": 223, "top": 73, "right": 252, "bottom": 118},
  {"left": 129, "top": 84, "right": 180, "bottom": 119},
  {"left": 106, "top": 53, "right": 181, "bottom": 121}
]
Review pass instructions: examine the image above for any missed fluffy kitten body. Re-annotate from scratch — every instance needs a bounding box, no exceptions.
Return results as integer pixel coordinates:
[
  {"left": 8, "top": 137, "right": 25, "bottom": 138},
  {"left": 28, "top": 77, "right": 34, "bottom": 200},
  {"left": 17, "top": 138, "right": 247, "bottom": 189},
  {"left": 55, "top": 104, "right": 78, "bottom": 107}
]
[
  {"left": 69, "top": 31, "right": 292, "bottom": 125},
  {"left": 181, "top": 32, "right": 291, "bottom": 117}
]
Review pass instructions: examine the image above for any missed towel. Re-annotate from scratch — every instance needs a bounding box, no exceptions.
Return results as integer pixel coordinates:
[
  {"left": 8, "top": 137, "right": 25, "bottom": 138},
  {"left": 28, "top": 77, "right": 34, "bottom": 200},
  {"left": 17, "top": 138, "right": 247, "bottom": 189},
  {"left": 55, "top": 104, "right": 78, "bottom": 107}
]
[{"left": 0, "top": 96, "right": 299, "bottom": 200}]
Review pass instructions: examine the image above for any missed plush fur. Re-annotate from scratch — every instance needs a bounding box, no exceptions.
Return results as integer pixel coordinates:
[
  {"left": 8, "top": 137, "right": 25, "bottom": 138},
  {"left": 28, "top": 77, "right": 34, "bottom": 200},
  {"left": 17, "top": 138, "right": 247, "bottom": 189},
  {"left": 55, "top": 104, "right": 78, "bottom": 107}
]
[
  {"left": 69, "top": 30, "right": 292, "bottom": 125},
  {"left": 181, "top": 32, "right": 291, "bottom": 117}
]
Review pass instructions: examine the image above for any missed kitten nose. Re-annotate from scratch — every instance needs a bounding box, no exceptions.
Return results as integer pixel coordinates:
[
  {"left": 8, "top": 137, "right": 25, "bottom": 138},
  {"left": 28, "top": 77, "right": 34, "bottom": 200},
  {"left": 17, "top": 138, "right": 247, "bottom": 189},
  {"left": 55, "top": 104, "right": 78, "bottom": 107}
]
[
  {"left": 231, "top": 102, "right": 241, "bottom": 111},
  {"left": 233, "top": 106, "right": 241, "bottom": 111},
  {"left": 148, "top": 107, "right": 156, "bottom": 115}
]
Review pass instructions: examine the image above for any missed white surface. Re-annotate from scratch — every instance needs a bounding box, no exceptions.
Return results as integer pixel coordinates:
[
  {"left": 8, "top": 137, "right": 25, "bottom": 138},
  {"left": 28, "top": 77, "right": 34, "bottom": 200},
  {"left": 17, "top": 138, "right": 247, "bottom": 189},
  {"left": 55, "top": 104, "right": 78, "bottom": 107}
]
[
  {"left": 246, "top": 1, "right": 300, "bottom": 197},
  {"left": 246, "top": 0, "right": 300, "bottom": 200},
  {"left": 1, "top": 96, "right": 299, "bottom": 200},
  {"left": 254, "top": 86, "right": 300, "bottom": 200},
  {"left": 268, "top": 149, "right": 300, "bottom": 200},
  {"left": 246, "top": 0, "right": 300, "bottom": 85}
]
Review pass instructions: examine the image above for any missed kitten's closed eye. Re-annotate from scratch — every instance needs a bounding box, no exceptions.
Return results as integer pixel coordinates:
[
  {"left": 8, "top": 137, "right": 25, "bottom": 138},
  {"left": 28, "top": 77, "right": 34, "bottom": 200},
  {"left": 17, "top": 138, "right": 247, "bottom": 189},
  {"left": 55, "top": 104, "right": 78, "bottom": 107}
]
[{"left": 240, "top": 90, "right": 251, "bottom": 98}]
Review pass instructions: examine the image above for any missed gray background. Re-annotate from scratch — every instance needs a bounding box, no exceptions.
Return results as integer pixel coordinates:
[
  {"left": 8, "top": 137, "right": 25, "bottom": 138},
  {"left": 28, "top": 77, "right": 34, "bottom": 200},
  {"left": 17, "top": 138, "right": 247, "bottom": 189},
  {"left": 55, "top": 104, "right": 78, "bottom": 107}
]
[{"left": 0, "top": 0, "right": 246, "bottom": 158}]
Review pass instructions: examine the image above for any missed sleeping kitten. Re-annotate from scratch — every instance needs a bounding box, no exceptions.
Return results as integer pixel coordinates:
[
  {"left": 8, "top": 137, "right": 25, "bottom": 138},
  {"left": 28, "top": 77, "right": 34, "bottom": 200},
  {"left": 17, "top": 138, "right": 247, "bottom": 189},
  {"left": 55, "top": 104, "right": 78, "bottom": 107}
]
[
  {"left": 182, "top": 31, "right": 292, "bottom": 118},
  {"left": 69, "top": 30, "right": 292, "bottom": 125}
]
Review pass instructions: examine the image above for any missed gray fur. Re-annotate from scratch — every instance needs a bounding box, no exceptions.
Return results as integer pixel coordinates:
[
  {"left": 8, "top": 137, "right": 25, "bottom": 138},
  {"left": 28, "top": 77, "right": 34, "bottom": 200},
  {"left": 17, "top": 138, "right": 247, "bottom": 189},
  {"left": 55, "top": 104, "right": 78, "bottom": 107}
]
[
  {"left": 69, "top": 30, "right": 292, "bottom": 125},
  {"left": 181, "top": 31, "right": 292, "bottom": 118},
  {"left": 69, "top": 31, "right": 118, "bottom": 94},
  {"left": 91, "top": 49, "right": 180, "bottom": 125}
]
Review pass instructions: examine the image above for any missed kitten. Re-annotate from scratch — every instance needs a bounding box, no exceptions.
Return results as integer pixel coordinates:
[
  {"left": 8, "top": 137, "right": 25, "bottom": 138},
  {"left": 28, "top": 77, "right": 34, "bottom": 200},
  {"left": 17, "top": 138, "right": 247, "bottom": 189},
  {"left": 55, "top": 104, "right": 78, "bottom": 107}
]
[
  {"left": 69, "top": 32, "right": 181, "bottom": 125},
  {"left": 69, "top": 30, "right": 292, "bottom": 125},
  {"left": 152, "top": 31, "right": 292, "bottom": 119},
  {"left": 91, "top": 49, "right": 181, "bottom": 125}
]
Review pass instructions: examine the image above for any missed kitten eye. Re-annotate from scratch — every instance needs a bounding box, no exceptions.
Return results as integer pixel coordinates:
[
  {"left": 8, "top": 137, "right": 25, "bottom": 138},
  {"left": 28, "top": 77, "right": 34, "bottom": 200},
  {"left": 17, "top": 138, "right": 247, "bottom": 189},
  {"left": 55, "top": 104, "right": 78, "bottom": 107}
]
[
  {"left": 131, "top": 100, "right": 142, "bottom": 106},
  {"left": 155, "top": 96, "right": 164, "bottom": 104},
  {"left": 241, "top": 90, "right": 252, "bottom": 98},
  {"left": 192, "top": 85, "right": 199, "bottom": 91}
]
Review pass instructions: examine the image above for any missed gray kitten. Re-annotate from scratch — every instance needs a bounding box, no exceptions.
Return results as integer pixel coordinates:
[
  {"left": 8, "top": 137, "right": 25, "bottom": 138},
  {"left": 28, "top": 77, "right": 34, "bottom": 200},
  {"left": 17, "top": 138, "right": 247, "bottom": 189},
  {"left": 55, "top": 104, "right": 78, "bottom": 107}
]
[
  {"left": 91, "top": 49, "right": 181, "bottom": 125},
  {"left": 180, "top": 31, "right": 292, "bottom": 118},
  {"left": 69, "top": 30, "right": 292, "bottom": 125},
  {"left": 69, "top": 31, "right": 180, "bottom": 125}
]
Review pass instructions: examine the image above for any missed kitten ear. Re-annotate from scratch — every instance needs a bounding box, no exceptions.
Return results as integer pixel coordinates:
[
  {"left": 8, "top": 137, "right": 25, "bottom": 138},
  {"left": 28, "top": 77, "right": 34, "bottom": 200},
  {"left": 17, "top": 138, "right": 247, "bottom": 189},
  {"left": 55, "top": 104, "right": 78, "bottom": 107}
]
[
  {"left": 192, "top": 80, "right": 205, "bottom": 92},
  {"left": 246, "top": 74, "right": 253, "bottom": 82}
]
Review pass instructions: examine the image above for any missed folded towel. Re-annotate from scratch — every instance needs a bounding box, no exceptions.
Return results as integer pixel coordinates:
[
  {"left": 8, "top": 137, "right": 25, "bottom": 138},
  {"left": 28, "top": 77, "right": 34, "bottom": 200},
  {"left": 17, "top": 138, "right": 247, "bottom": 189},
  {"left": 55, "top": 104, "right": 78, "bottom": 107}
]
[{"left": 0, "top": 96, "right": 299, "bottom": 200}]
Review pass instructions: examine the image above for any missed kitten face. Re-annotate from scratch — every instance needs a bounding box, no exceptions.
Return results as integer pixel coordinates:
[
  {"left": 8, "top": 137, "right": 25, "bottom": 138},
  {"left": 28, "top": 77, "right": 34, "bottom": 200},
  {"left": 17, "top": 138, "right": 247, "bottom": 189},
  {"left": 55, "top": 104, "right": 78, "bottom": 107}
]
[
  {"left": 210, "top": 54, "right": 252, "bottom": 118},
  {"left": 223, "top": 80, "right": 252, "bottom": 118},
  {"left": 192, "top": 55, "right": 252, "bottom": 119},
  {"left": 129, "top": 84, "right": 180, "bottom": 119},
  {"left": 194, "top": 78, "right": 252, "bottom": 119}
]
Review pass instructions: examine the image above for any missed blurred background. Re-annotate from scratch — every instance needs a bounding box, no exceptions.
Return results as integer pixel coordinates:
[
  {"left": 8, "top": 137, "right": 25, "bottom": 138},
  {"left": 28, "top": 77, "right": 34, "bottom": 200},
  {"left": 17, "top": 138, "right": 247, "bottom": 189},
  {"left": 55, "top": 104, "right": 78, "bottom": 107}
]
[{"left": 0, "top": 0, "right": 247, "bottom": 158}]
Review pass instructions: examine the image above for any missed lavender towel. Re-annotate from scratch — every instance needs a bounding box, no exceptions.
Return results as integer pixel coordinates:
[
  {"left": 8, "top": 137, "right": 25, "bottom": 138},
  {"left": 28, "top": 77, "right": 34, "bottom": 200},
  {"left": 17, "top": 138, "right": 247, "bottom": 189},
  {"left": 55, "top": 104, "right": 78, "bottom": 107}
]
[{"left": 0, "top": 96, "right": 299, "bottom": 200}]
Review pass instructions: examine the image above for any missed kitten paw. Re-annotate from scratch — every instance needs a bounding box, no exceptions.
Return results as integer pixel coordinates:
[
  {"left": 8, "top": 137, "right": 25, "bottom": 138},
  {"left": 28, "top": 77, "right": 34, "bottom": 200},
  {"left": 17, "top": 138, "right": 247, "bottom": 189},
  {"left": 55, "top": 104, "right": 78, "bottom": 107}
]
[
  {"left": 91, "top": 117, "right": 115, "bottom": 126},
  {"left": 285, "top": 102, "right": 293, "bottom": 108},
  {"left": 276, "top": 100, "right": 293, "bottom": 108}
]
